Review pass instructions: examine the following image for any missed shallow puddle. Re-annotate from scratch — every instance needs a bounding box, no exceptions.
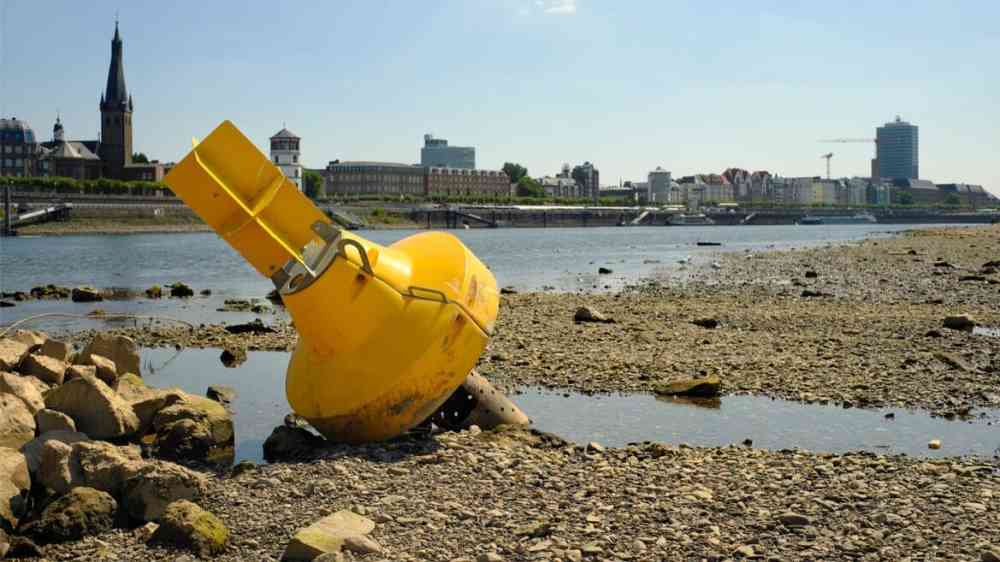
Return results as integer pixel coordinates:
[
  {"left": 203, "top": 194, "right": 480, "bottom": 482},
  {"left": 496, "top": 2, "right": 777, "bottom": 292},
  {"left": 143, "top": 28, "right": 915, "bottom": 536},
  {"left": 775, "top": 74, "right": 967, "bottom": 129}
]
[
  {"left": 973, "top": 326, "right": 1000, "bottom": 338},
  {"left": 142, "top": 348, "right": 1000, "bottom": 463}
]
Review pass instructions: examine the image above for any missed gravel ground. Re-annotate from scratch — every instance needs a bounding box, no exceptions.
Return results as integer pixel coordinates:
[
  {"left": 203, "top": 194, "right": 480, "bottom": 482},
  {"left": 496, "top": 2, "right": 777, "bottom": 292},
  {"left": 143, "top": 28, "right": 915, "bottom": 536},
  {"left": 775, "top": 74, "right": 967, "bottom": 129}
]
[{"left": 35, "top": 426, "right": 1000, "bottom": 561}]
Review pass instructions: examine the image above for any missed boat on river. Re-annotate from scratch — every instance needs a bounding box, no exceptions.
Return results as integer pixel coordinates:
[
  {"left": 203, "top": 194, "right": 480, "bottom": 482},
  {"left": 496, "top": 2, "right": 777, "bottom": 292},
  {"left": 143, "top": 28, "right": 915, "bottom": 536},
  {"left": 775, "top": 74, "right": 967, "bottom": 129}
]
[{"left": 797, "top": 212, "right": 877, "bottom": 225}]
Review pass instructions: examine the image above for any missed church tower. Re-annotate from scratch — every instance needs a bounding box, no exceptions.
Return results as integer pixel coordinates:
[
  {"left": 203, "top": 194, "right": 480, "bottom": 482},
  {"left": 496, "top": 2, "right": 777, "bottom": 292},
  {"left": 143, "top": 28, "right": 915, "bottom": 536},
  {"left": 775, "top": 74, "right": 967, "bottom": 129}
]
[{"left": 99, "top": 21, "right": 133, "bottom": 179}]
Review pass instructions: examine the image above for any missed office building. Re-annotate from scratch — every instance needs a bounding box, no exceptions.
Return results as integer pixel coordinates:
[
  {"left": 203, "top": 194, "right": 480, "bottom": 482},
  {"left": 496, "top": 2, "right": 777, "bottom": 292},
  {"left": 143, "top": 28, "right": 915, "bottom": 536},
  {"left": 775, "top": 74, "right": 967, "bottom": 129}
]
[
  {"left": 876, "top": 116, "right": 918, "bottom": 179},
  {"left": 647, "top": 167, "right": 672, "bottom": 203},
  {"left": 425, "top": 167, "right": 509, "bottom": 198},
  {"left": 324, "top": 161, "right": 425, "bottom": 196},
  {"left": 420, "top": 134, "right": 475, "bottom": 169}
]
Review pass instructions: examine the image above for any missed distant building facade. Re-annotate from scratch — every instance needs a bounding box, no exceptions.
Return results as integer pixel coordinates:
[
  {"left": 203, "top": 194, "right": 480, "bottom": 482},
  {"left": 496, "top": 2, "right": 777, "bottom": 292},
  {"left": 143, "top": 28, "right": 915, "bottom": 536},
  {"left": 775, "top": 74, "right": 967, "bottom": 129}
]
[
  {"left": 876, "top": 116, "right": 919, "bottom": 179},
  {"left": 425, "top": 167, "right": 509, "bottom": 198},
  {"left": 323, "top": 160, "right": 508, "bottom": 199},
  {"left": 270, "top": 127, "right": 302, "bottom": 190},
  {"left": 324, "top": 161, "right": 425, "bottom": 196},
  {"left": 573, "top": 161, "right": 600, "bottom": 202},
  {"left": 0, "top": 118, "right": 38, "bottom": 177},
  {"left": 420, "top": 134, "right": 475, "bottom": 169},
  {"left": 647, "top": 167, "right": 672, "bottom": 203}
]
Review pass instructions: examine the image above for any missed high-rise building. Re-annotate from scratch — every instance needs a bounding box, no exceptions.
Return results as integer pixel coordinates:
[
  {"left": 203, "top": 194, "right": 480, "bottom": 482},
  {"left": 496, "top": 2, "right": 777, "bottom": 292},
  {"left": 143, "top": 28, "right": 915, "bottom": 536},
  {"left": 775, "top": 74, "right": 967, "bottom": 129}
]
[
  {"left": 647, "top": 167, "right": 672, "bottom": 203},
  {"left": 875, "top": 116, "right": 918, "bottom": 179},
  {"left": 270, "top": 127, "right": 302, "bottom": 190},
  {"left": 572, "top": 162, "right": 600, "bottom": 202},
  {"left": 420, "top": 134, "right": 475, "bottom": 169}
]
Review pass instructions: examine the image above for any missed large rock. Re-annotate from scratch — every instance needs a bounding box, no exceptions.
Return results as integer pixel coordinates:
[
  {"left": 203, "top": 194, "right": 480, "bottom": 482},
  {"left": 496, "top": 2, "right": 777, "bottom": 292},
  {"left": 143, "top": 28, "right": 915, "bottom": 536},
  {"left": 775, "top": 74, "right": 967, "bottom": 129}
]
[
  {"left": 263, "top": 426, "right": 326, "bottom": 463},
  {"left": 0, "top": 447, "right": 29, "bottom": 532},
  {"left": 0, "top": 372, "right": 45, "bottom": 413},
  {"left": 0, "top": 339, "right": 29, "bottom": 371},
  {"left": 35, "top": 409, "right": 77, "bottom": 434},
  {"left": 44, "top": 375, "right": 140, "bottom": 439},
  {"left": 20, "top": 430, "right": 90, "bottom": 475},
  {"left": 0, "top": 394, "right": 35, "bottom": 449},
  {"left": 77, "top": 353, "right": 118, "bottom": 387},
  {"left": 20, "top": 353, "right": 68, "bottom": 386},
  {"left": 123, "top": 461, "right": 208, "bottom": 522},
  {"left": 655, "top": 375, "right": 722, "bottom": 397},
  {"left": 38, "top": 339, "right": 73, "bottom": 362},
  {"left": 943, "top": 314, "right": 977, "bottom": 332},
  {"left": 150, "top": 395, "right": 234, "bottom": 465},
  {"left": 149, "top": 500, "right": 229, "bottom": 557},
  {"left": 11, "top": 330, "right": 47, "bottom": 349},
  {"left": 282, "top": 511, "right": 376, "bottom": 561},
  {"left": 64, "top": 364, "right": 97, "bottom": 382},
  {"left": 22, "top": 486, "right": 117, "bottom": 543},
  {"left": 81, "top": 333, "right": 140, "bottom": 377},
  {"left": 573, "top": 306, "right": 614, "bottom": 324},
  {"left": 71, "top": 286, "right": 103, "bottom": 302}
]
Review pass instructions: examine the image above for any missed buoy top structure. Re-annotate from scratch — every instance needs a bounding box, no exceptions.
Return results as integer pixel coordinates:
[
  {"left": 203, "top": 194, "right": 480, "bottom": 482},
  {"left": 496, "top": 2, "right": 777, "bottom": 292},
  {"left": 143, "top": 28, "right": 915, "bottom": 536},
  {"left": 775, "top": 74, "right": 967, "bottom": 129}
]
[{"left": 164, "top": 121, "right": 499, "bottom": 442}]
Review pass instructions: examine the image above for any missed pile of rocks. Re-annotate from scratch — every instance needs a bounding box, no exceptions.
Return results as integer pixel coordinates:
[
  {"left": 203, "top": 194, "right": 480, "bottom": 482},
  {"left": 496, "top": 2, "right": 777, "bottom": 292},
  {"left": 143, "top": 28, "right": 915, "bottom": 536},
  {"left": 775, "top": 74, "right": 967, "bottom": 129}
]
[{"left": 0, "top": 330, "right": 234, "bottom": 558}]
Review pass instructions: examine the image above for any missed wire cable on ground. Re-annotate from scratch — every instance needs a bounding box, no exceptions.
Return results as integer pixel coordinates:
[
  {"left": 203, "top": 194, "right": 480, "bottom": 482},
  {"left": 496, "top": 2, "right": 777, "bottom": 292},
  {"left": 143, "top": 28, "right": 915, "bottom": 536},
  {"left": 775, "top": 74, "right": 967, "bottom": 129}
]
[{"left": 0, "top": 312, "right": 196, "bottom": 338}]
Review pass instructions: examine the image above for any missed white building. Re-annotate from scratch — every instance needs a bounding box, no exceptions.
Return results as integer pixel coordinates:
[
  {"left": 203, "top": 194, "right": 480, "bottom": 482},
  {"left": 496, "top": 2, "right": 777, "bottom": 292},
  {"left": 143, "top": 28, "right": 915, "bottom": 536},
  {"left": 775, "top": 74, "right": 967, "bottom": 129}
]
[
  {"left": 270, "top": 127, "right": 302, "bottom": 190},
  {"left": 647, "top": 167, "right": 672, "bottom": 203}
]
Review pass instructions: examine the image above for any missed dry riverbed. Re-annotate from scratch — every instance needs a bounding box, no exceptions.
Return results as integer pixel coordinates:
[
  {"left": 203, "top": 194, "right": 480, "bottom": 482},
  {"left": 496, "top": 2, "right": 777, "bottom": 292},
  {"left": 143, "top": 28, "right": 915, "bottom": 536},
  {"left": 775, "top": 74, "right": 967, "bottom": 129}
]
[{"left": 4, "top": 225, "right": 1000, "bottom": 561}]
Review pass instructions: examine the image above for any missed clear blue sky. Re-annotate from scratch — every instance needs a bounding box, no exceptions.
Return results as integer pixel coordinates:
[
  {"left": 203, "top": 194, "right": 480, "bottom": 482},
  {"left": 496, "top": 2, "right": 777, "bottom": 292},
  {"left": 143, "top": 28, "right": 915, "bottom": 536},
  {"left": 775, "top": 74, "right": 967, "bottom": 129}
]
[{"left": 2, "top": 0, "right": 997, "bottom": 194}]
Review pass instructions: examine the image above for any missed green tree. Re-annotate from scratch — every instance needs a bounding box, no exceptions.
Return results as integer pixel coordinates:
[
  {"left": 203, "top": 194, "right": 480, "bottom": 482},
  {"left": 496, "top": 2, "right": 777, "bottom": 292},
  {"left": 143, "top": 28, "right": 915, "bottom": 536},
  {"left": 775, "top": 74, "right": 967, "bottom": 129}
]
[
  {"left": 894, "top": 190, "right": 914, "bottom": 206},
  {"left": 132, "top": 152, "right": 149, "bottom": 163},
  {"left": 943, "top": 193, "right": 961, "bottom": 207},
  {"left": 502, "top": 162, "right": 528, "bottom": 184},
  {"left": 516, "top": 176, "right": 545, "bottom": 198},
  {"left": 303, "top": 170, "right": 324, "bottom": 199}
]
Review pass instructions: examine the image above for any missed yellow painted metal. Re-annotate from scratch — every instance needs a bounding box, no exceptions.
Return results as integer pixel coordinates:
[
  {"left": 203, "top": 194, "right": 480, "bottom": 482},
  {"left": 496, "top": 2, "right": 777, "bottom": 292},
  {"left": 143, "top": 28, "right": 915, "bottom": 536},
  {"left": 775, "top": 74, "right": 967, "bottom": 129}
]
[{"left": 164, "top": 121, "right": 498, "bottom": 443}]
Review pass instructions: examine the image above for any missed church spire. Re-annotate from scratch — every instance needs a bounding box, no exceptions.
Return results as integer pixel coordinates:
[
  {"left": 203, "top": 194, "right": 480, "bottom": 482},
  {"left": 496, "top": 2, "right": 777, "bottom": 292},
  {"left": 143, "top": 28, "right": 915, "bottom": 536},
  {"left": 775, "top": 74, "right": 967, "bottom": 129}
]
[{"left": 102, "top": 20, "right": 128, "bottom": 111}]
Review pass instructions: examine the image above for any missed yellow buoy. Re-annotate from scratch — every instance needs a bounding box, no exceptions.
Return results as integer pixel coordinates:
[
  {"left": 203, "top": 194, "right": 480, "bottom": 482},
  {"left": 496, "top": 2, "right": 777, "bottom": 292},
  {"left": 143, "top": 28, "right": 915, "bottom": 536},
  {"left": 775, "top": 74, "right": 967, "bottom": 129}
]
[{"left": 165, "top": 121, "right": 498, "bottom": 442}]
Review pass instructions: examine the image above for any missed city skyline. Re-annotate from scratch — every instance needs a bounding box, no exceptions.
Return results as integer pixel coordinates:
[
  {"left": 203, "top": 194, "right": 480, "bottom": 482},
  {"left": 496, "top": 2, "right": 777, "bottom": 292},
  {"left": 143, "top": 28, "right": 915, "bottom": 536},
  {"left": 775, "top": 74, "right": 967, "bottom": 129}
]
[{"left": 2, "top": 1, "right": 998, "bottom": 195}]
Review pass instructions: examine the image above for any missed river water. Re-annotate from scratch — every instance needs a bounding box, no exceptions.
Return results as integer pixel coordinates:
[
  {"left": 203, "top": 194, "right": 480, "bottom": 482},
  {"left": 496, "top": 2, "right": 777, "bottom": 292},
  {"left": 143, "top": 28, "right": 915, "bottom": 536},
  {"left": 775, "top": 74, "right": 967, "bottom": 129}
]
[{"left": 4, "top": 224, "right": 996, "bottom": 463}]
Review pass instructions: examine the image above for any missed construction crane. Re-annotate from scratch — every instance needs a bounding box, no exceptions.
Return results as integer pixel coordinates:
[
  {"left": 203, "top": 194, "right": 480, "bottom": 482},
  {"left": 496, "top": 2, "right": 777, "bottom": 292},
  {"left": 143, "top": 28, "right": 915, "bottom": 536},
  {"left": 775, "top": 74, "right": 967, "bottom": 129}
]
[{"left": 820, "top": 153, "right": 834, "bottom": 179}]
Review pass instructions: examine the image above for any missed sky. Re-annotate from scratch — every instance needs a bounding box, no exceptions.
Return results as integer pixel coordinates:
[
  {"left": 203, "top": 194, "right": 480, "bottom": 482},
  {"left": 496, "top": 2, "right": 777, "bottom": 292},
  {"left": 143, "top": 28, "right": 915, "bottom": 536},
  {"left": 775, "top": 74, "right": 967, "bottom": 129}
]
[{"left": 2, "top": 0, "right": 998, "bottom": 194}]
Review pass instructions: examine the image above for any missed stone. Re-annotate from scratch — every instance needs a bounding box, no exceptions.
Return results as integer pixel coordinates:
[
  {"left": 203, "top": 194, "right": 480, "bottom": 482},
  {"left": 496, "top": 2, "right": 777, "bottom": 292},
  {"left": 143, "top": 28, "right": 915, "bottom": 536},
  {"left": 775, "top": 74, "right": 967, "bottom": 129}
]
[
  {"left": 777, "top": 512, "right": 811, "bottom": 527},
  {"left": 116, "top": 372, "right": 148, "bottom": 401},
  {"left": 0, "top": 372, "right": 45, "bottom": 413},
  {"left": 64, "top": 364, "right": 97, "bottom": 381},
  {"left": 934, "top": 352, "right": 973, "bottom": 372},
  {"left": 0, "top": 338, "right": 29, "bottom": 371},
  {"left": 170, "top": 282, "right": 195, "bottom": 298},
  {"left": 71, "top": 286, "right": 104, "bottom": 302},
  {"left": 149, "top": 500, "right": 229, "bottom": 558},
  {"left": 477, "top": 554, "right": 504, "bottom": 562},
  {"left": 982, "top": 548, "right": 1000, "bottom": 562},
  {"left": 264, "top": 426, "right": 326, "bottom": 462},
  {"left": 500, "top": 286, "right": 518, "bottom": 295},
  {"left": 314, "top": 554, "right": 345, "bottom": 562},
  {"left": 36, "top": 408, "right": 77, "bottom": 433},
  {"left": 0, "top": 529, "right": 6, "bottom": 558},
  {"left": 690, "top": 318, "right": 721, "bottom": 329},
  {"left": 145, "top": 285, "right": 163, "bottom": 298},
  {"left": 38, "top": 339, "right": 73, "bottom": 362},
  {"left": 343, "top": 535, "right": 382, "bottom": 554},
  {"left": 78, "top": 353, "right": 119, "bottom": 387},
  {"left": 573, "top": 306, "right": 614, "bottom": 324},
  {"left": 943, "top": 314, "right": 977, "bottom": 332},
  {"left": 219, "top": 347, "right": 247, "bottom": 368},
  {"left": 44, "top": 374, "right": 140, "bottom": 439},
  {"left": 598, "top": 267, "right": 613, "bottom": 274},
  {"left": 231, "top": 460, "right": 256, "bottom": 478},
  {"left": 5, "top": 535, "right": 42, "bottom": 558},
  {"left": 0, "top": 447, "right": 29, "bottom": 531},
  {"left": 22, "top": 486, "right": 117, "bottom": 543},
  {"left": 735, "top": 545, "right": 755, "bottom": 557},
  {"left": 150, "top": 394, "right": 235, "bottom": 465},
  {"left": 21, "top": 430, "right": 90, "bottom": 475},
  {"left": 81, "top": 333, "right": 140, "bottom": 378},
  {"left": 11, "top": 330, "right": 47, "bottom": 349},
  {"left": 20, "top": 353, "right": 68, "bottom": 385},
  {"left": 206, "top": 385, "right": 237, "bottom": 405},
  {"left": 928, "top": 439, "right": 942, "bottom": 450},
  {"left": 655, "top": 375, "right": 722, "bottom": 398},
  {"left": 0, "top": 394, "right": 35, "bottom": 449},
  {"left": 123, "top": 461, "right": 208, "bottom": 522},
  {"left": 282, "top": 510, "right": 376, "bottom": 561}
]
